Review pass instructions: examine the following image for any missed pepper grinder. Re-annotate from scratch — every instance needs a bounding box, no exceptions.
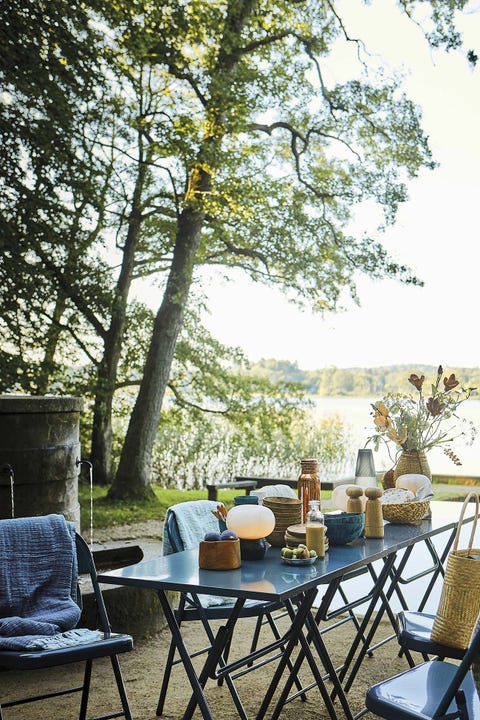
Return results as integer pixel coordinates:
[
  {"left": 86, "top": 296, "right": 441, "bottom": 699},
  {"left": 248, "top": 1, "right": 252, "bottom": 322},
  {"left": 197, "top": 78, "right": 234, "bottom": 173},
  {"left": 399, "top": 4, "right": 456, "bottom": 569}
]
[
  {"left": 364, "top": 487, "right": 384, "bottom": 538},
  {"left": 346, "top": 487, "right": 364, "bottom": 514}
]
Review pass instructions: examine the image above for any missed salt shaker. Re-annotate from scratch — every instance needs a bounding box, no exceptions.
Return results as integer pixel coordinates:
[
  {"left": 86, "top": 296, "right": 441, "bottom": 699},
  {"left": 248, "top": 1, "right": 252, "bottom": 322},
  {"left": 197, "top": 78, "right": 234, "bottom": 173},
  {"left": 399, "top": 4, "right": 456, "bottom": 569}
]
[
  {"left": 346, "top": 487, "right": 364, "bottom": 514},
  {"left": 364, "top": 487, "right": 384, "bottom": 538}
]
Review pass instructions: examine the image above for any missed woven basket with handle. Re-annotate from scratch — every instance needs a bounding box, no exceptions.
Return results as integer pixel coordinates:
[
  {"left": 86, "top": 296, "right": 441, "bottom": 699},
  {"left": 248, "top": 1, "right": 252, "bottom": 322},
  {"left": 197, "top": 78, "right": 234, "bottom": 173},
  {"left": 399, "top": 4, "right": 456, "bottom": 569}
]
[{"left": 430, "top": 492, "right": 480, "bottom": 649}]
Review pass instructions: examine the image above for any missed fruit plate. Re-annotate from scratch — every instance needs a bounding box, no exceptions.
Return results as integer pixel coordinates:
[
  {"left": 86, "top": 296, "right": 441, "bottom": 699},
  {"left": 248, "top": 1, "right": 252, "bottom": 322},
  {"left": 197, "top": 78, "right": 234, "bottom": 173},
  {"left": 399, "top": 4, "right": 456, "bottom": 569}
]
[{"left": 281, "top": 556, "right": 318, "bottom": 566}]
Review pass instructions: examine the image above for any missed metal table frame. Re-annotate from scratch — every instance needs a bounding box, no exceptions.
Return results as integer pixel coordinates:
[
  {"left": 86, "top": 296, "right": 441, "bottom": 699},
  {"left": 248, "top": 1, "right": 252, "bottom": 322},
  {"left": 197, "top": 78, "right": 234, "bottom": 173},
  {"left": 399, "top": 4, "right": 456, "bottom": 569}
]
[{"left": 98, "top": 501, "right": 476, "bottom": 720}]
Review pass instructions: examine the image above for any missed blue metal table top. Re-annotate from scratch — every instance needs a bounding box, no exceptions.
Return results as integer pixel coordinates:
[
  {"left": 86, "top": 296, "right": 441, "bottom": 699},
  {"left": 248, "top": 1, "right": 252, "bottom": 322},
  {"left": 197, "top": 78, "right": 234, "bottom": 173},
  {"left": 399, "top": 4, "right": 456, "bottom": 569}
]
[{"left": 98, "top": 501, "right": 473, "bottom": 602}]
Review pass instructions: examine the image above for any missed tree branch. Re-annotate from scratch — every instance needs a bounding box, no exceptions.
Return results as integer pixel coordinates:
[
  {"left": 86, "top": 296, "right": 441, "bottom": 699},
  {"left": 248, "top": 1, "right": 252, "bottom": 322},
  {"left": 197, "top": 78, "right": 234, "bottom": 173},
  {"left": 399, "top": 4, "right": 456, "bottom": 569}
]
[{"left": 167, "top": 382, "right": 231, "bottom": 414}]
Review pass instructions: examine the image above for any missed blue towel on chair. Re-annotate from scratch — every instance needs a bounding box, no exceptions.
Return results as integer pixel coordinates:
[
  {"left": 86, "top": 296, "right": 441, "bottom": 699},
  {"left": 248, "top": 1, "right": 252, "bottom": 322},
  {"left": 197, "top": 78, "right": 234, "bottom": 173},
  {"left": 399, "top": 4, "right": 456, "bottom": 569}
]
[
  {"left": 0, "top": 514, "right": 81, "bottom": 649},
  {"left": 162, "top": 500, "right": 221, "bottom": 556},
  {"left": 163, "top": 500, "right": 236, "bottom": 609}
]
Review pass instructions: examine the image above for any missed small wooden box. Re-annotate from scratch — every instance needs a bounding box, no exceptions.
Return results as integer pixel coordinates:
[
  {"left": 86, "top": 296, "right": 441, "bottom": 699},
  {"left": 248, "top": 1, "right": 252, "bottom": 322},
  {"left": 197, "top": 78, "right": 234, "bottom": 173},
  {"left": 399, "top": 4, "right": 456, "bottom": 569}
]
[{"left": 198, "top": 539, "right": 241, "bottom": 570}]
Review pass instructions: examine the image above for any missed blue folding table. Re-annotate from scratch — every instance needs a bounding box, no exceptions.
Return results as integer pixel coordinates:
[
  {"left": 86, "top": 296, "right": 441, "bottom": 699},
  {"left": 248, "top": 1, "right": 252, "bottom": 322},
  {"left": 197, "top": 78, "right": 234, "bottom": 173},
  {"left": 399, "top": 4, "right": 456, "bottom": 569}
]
[{"left": 98, "top": 501, "right": 476, "bottom": 720}]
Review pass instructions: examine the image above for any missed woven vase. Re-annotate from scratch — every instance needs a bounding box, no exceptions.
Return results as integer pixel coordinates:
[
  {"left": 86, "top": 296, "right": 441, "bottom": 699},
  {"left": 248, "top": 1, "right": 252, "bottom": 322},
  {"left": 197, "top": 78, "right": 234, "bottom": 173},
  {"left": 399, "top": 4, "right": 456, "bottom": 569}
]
[{"left": 393, "top": 450, "right": 431, "bottom": 483}]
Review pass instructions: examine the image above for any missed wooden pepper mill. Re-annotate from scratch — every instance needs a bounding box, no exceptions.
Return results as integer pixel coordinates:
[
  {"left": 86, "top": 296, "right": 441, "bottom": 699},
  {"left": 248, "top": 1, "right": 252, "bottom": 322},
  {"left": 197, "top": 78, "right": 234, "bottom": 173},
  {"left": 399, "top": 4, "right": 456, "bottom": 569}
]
[
  {"left": 346, "top": 487, "right": 364, "bottom": 514},
  {"left": 364, "top": 487, "right": 384, "bottom": 538}
]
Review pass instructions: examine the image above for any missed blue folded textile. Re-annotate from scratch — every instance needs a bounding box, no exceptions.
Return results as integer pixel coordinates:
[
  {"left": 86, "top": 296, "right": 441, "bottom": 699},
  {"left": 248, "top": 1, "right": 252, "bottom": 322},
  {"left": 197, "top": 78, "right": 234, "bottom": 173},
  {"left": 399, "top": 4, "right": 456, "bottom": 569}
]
[
  {"left": 0, "top": 514, "right": 81, "bottom": 649},
  {"left": 162, "top": 500, "right": 221, "bottom": 556},
  {"left": 163, "top": 500, "right": 235, "bottom": 608}
]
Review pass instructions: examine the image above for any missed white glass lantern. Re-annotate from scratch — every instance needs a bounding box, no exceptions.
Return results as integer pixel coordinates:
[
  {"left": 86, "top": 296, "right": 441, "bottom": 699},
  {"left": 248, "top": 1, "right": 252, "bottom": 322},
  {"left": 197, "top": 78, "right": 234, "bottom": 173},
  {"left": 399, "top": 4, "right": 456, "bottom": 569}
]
[{"left": 226, "top": 504, "right": 275, "bottom": 540}]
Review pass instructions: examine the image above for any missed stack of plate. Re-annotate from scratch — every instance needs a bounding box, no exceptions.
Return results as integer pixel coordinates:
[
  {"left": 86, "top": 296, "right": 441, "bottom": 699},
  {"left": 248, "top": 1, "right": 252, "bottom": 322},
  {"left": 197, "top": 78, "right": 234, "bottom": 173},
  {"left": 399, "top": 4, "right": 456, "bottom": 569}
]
[
  {"left": 263, "top": 496, "right": 302, "bottom": 547},
  {"left": 285, "top": 523, "right": 329, "bottom": 551}
]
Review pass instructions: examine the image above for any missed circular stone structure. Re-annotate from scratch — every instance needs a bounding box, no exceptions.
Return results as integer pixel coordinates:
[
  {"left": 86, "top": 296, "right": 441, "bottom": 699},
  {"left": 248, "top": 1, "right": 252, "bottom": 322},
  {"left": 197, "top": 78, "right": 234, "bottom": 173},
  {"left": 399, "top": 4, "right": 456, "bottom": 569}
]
[{"left": 0, "top": 395, "right": 83, "bottom": 527}]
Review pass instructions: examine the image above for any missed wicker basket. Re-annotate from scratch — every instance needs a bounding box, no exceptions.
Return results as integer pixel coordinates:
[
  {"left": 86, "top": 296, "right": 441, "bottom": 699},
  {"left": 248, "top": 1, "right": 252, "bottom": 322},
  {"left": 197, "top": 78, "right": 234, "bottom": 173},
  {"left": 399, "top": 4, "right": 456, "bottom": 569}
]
[
  {"left": 382, "top": 498, "right": 430, "bottom": 525},
  {"left": 431, "top": 492, "right": 480, "bottom": 649}
]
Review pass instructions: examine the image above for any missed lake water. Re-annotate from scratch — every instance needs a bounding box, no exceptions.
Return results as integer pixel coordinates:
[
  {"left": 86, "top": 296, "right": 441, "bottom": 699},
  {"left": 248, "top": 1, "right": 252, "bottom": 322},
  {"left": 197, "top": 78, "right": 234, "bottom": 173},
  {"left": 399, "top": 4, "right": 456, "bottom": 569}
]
[{"left": 311, "top": 397, "right": 480, "bottom": 478}]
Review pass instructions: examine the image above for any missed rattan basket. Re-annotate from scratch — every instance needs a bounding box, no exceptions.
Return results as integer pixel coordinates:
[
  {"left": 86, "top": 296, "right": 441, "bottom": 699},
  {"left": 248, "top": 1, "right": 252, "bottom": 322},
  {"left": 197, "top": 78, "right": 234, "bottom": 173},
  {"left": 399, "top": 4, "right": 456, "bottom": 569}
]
[{"left": 382, "top": 498, "right": 430, "bottom": 525}]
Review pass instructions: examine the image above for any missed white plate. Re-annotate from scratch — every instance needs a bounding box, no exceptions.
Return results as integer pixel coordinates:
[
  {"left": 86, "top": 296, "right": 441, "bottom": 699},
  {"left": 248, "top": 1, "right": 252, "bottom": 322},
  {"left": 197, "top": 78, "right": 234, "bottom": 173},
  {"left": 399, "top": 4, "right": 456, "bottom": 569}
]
[{"left": 281, "top": 556, "right": 318, "bottom": 566}]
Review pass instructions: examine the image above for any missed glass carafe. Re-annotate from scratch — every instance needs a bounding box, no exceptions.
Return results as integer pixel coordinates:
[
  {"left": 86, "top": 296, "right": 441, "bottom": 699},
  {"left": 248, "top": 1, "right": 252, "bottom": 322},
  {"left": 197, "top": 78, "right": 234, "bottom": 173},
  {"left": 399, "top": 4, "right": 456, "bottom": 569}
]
[{"left": 298, "top": 459, "right": 321, "bottom": 524}]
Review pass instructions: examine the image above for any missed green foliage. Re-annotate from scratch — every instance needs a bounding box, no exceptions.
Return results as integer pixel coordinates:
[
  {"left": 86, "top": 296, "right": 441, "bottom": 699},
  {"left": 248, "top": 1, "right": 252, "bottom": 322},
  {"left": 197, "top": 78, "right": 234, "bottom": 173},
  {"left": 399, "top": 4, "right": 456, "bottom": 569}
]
[
  {"left": 1, "top": 0, "right": 474, "bottom": 498},
  {"left": 251, "top": 361, "right": 480, "bottom": 398},
  {"left": 79, "top": 483, "right": 209, "bottom": 531},
  {"left": 150, "top": 408, "right": 354, "bottom": 490}
]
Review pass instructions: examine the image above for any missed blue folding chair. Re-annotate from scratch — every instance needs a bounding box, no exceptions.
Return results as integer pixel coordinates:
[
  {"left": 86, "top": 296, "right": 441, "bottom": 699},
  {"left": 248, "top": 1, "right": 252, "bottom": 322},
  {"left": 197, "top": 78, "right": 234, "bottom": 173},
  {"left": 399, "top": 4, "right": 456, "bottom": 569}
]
[
  {"left": 0, "top": 529, "right": 133, "bottom": 720},
  {"left": 366, "top": 610, "right": 480, "bottom": 720},
  {"left": 156, "top": 501, "right": 297, "bottom": 718},
  {"left": 396, "top": 610, "right": 466, "bottom": 666}
]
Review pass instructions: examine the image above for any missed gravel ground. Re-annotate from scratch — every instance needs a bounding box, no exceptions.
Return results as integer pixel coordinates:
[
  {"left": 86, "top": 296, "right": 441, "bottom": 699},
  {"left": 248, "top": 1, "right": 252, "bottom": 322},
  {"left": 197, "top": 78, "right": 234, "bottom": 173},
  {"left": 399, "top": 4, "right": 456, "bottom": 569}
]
[{"left": 0, "top": 613, "right": 408, "bottom": 719}]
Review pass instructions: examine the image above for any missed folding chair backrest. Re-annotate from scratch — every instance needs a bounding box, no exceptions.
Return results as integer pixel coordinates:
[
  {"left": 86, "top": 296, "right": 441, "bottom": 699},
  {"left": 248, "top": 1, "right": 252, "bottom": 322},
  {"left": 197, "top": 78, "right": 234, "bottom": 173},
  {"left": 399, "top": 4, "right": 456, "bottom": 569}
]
[
  {"left": 164, "top": 500, "right": 221, "bottom": 555},
  {"left": 165, "top": 511, "right": 184, "bottom": 553},
  {"left": 75, "top": 532, "right": 112, "bottom": 637}
]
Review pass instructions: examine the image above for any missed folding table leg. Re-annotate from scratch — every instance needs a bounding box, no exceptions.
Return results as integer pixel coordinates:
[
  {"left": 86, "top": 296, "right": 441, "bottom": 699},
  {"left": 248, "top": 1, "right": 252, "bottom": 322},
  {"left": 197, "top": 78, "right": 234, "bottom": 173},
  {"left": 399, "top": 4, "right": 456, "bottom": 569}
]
[
  {"left": 157, "top": 594, "right": 187, "bottom": 715},
  {"left": 256, "top": 589, "right": 353, "bottom": 720},
  {"left": 341, "top": 549, "right": 410, "bottom": 693},
  {"left": 182, "top": 598, "right": 246, "bottom": 720},
  {"left": 156, "top": 590, "right": 215, "bottom": 720}
]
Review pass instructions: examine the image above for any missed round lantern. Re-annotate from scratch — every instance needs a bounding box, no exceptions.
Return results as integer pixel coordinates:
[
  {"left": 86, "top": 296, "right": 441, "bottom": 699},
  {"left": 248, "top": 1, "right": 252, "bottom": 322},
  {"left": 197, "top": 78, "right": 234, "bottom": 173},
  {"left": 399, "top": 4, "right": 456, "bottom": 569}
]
[{"left": 226, "top": 504, "right": 275, "bottom": 540}]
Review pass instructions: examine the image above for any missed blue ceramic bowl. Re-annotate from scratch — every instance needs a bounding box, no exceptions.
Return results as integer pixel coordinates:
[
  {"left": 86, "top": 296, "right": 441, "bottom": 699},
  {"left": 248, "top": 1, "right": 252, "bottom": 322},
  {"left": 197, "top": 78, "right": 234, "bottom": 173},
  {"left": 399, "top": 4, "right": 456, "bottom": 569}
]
[{"left": 324, "top": 512, "right": 364, "bottom": 545}]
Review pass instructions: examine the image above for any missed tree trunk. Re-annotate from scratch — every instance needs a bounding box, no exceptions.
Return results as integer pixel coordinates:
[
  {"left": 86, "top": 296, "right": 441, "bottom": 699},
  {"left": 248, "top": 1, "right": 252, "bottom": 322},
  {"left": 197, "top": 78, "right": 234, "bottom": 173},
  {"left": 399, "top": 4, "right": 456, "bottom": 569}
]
[
  {"left": 90, "top": 155, "right": 147, "bottom": 485},
  {"left": 36, "top": 292, "right": 67, "bottom": 395},
  {"left": 109, "top": 208, "right": 204, "bottom": 499},
  {"left": 109, "top": 0, "right": 256, "bottom": 499}
]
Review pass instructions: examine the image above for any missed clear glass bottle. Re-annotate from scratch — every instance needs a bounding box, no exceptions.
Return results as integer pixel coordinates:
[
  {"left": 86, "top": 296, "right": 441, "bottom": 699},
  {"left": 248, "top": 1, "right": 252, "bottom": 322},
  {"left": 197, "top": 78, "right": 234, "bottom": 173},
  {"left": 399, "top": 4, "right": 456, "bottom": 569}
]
[
  {"left": 298, "top": 458, "right": 321, "bottom": 524},
  {"left": 306, "top": 500, "right": 325, "bottom": 557}
]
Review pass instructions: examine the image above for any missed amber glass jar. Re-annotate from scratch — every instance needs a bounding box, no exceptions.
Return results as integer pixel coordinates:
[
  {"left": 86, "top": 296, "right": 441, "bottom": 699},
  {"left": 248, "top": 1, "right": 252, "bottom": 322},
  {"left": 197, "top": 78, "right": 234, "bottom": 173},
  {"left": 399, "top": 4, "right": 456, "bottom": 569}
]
[{"left": 298, "top": 459, "right": 321, "bottom": 523}]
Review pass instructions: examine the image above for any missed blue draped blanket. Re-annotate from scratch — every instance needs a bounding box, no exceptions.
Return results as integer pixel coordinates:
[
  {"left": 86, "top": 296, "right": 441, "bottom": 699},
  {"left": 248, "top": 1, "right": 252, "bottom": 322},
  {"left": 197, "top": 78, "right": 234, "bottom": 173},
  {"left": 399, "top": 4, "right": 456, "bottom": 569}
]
[{"left": 0, "top": 514, "right": 81, "bottom": 649}]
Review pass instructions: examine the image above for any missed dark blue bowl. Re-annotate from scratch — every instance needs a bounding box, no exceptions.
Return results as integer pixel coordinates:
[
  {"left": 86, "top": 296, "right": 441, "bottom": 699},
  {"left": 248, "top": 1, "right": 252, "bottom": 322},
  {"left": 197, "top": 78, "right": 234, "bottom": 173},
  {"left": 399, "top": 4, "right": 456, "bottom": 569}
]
[{"left": 324, "top": 512, "right": 364, "bottom": 545}]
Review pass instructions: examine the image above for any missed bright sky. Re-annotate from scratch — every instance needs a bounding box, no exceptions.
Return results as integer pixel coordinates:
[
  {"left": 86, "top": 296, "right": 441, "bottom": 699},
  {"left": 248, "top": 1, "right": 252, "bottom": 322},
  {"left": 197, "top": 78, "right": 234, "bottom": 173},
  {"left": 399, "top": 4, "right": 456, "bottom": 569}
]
[{"left": 199, "top": 0, "right": 480, "bottom": 371}]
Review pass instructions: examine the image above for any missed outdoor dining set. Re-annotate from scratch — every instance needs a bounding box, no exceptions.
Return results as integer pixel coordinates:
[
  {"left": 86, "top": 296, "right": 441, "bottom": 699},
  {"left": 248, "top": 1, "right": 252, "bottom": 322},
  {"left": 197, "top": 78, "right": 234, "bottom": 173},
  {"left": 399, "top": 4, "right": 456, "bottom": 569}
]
[{"left": 1, "top": 483, "right": 480, "bottom": 720}]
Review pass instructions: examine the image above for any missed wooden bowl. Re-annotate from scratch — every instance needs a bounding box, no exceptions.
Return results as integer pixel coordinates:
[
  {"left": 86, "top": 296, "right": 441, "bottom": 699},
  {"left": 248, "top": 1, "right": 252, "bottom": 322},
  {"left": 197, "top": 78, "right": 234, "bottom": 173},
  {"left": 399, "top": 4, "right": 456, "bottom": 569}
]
[{"left": 198, "top": 539, "right": 241, "bottom": 570}]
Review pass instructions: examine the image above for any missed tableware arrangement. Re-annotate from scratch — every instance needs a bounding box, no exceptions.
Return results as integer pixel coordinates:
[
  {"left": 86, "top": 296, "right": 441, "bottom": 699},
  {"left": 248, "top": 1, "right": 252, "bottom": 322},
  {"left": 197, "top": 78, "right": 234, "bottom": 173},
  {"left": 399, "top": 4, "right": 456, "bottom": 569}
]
[{"left": 285, "top": 523, "right": 329, "bottom": 551}]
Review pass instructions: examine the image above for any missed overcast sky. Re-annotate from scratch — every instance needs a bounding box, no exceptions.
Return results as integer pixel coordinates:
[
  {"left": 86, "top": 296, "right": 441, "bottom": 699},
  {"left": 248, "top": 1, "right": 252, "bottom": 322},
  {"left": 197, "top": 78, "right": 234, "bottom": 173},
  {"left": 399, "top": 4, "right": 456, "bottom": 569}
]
[{"left": 199, "top": 1, "right": 480, "bottom": 370}]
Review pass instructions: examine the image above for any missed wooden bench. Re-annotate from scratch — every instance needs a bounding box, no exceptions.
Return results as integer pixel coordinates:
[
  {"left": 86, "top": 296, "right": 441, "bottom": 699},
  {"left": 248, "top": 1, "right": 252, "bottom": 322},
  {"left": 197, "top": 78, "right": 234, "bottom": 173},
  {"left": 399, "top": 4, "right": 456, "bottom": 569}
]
[
  {"left": 206, "top": 475, "right": 345, "bottom": 502},
  {"left": 206, "top": 480, "right": 257, "bottom": 502},
  {"left": 235, "top": 476, "right": 342, "bottom": 492}
]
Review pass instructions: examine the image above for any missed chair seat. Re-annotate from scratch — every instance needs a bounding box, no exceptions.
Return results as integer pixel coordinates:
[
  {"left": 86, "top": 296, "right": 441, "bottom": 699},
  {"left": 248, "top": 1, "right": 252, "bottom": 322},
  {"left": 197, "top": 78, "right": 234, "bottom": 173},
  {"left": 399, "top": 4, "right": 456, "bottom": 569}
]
[
  {"left": 179, "top": 598, "right": 284, "bottom": 622},
  {"left": 366, "top": 660, "right": 480, "bottom": 720},
  {"left": 397, "top": 611, "right": 465, "bottom": 660},
  {"left": 0, "top": 632, "right": 133, "bottom": 670}
]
